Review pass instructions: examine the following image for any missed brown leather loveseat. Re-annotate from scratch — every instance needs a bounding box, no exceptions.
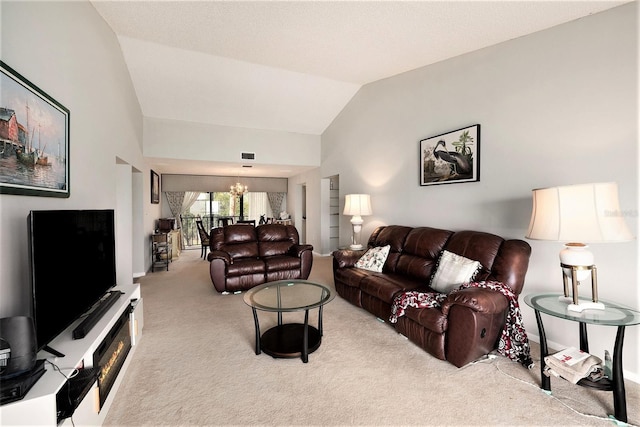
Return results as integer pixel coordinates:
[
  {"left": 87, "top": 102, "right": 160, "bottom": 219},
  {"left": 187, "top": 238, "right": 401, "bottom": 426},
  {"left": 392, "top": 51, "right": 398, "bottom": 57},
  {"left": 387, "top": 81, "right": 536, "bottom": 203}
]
[
  {"left": 332, "top": 225, "right": 531, "bottom": 367},
  {"left": 207, "top": 223, "right": 313, "bottom": 293}
]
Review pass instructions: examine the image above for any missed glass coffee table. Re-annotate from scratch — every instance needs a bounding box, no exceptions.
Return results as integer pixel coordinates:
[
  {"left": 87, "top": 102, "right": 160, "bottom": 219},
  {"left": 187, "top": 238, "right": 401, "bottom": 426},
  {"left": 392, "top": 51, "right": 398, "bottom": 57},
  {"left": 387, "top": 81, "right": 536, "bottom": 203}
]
[{"left": 243, "top": 280, "right": 334, "bottom": 363}]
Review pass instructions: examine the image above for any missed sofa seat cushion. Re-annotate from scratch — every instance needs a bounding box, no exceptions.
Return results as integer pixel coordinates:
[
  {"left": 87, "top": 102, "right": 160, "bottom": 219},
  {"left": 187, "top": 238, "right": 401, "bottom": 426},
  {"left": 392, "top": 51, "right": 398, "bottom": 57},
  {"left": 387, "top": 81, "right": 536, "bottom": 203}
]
[
  {"left": 227, "top": 258, "right": 265, "bottom": 277},
  {"left": 264, "top": 255, "right": 301, "bottom": 272},
  {"left": 334, "top": 267, "right": 374, "bottom": 289},
  {"left": 403, "top": 305, "right": 448, "bottom": 334},
  {"left": 360, "top": 273, "right": 425, "bottom": 304}
]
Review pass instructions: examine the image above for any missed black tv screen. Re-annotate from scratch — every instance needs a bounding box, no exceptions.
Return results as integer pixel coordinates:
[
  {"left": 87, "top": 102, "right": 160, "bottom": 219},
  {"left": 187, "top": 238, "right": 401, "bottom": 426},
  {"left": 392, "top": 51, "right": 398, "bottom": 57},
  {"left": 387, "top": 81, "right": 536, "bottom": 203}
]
[{"left": 28, "top": 209, "right": 117, "bottom": 352}]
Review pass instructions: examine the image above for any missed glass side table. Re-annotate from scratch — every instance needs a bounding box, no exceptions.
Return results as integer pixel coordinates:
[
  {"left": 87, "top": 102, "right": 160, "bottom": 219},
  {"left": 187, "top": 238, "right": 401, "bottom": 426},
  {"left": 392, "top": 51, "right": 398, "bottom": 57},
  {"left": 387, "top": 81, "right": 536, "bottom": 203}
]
[
  {"left": 243, "top": 280, "right": 334, "bottom": 363},
  {"left": 524, "top": 293, "right": 640, "bottom": 423}
]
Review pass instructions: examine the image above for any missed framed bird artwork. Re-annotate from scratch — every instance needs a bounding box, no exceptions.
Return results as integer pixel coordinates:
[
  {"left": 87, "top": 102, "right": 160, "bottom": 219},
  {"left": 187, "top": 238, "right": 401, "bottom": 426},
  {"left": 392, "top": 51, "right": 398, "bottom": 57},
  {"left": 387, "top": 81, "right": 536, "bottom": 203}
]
[{"left": 420, "top": 124, "right": 480, "bottom": 186}]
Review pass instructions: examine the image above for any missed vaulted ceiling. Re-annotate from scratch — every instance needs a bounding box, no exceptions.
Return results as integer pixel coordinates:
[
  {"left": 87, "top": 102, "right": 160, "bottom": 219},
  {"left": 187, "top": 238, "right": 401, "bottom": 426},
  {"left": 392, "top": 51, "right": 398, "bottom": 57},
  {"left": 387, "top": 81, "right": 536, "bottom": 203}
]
[{"left": 91, "top": 0, "right": 627, "bottom": 176}]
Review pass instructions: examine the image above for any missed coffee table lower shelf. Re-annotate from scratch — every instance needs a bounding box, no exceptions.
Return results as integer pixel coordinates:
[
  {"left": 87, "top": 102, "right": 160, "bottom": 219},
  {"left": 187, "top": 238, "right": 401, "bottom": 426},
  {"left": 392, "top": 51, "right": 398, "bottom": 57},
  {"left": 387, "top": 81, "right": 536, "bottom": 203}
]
[{"left": 261, "top": 323, "right": 322, "bottom": 359}]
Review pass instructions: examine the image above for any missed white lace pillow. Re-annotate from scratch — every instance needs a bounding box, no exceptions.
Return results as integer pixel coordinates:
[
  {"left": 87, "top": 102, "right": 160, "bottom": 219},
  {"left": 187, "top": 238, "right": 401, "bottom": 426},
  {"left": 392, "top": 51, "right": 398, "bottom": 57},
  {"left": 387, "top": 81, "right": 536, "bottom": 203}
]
[
  {"left": 355, "top": 245, "right": 391, "bottom": 272},
  {"left": 430, "top": 250, "right": 482, "bottom": 293}
]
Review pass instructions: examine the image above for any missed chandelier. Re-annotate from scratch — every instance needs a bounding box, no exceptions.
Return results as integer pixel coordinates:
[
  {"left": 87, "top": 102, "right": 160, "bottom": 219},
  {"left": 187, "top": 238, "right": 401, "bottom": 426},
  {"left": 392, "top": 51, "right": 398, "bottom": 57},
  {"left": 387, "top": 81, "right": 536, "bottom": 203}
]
[{"left": 229, "top": 182, "right": 248, "bottom": 197}]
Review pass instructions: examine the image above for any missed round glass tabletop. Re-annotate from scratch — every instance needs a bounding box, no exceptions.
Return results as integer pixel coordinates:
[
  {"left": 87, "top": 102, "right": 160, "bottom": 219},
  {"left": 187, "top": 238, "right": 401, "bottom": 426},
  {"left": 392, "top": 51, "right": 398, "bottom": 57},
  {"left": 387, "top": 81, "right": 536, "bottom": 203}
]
[
  {"left": 524, "top": 293, "right": 640, "bottom": 327},
  {"left": 243, "top": 280, "right": 334, "bottom": 312}
]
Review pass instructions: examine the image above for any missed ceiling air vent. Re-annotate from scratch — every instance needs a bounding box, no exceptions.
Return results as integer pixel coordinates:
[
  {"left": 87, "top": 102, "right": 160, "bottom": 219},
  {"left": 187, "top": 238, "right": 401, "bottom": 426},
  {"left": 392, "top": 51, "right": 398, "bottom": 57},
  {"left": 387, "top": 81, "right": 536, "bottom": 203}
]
[{"left": 241, "top": 152, "right": 255, "bottom": 160}]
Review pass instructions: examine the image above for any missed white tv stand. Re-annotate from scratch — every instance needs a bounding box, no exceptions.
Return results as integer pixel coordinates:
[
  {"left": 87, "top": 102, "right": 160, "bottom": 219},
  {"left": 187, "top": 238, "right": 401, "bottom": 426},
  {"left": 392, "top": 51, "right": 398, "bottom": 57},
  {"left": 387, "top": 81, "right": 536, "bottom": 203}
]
[{"left": 0, "top": 283, "right": 142, "bottom": 426}]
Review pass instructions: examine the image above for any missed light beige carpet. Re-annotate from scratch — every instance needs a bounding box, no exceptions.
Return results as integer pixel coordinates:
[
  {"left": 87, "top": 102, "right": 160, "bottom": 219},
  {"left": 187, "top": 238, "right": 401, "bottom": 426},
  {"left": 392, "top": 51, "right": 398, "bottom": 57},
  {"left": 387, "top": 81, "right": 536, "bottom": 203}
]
[{"left": 104, "top": 250, "right": 639, "bottom": 426}]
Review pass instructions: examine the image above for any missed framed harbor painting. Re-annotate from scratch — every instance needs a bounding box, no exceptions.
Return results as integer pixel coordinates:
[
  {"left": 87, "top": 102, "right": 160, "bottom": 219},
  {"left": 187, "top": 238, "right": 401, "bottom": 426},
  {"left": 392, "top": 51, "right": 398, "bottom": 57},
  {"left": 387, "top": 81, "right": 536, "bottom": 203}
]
[
  {"left": 0, "top": 61, "right": 70, "bottom": 197},
  {"left": 420, "top": 124, "right": 480, "bottom": 186}
]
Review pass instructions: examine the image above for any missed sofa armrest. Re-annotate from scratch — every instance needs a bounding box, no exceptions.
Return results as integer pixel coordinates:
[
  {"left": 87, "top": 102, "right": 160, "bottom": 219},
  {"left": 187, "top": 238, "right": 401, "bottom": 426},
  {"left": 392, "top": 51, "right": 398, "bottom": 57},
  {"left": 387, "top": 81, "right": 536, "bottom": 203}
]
[
  {"left": 332, "top": 249, "right": 365, "bottom": 269},
  {"left": 289, "top": 244, "right": 313, "bottom": 258},
  {"left": 441, "top": 287, "right": 509, "bottom": 315},
  {"left": 207, "top": 250, "right": 231, "bottom": 265},
  {"left": 207, "top": 250, "right": 231, "bottom": 293},
  {"left": 442, "top": 288, "right": 510, "bottom": 367}
]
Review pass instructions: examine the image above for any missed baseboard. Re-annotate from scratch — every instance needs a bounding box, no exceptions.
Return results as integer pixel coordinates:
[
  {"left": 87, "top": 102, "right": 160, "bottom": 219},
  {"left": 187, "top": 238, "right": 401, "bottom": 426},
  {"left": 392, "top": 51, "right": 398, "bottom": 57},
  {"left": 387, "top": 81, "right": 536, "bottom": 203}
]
[{"left": 313, "top": 251, "right": 334, "bottom": 257}]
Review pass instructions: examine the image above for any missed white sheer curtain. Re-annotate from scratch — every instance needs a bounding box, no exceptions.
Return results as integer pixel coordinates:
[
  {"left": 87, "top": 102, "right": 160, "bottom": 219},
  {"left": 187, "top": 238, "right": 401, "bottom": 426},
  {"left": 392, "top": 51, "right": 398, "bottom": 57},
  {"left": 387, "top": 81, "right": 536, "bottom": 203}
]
[
  {"left": 247, "top": 192, "right": 272, "bottom": 221},
  {"left": 165, "top": 191, "right": 200, "bottom": 229},
  {"left": 182, "top": 191, "right": 200, "bottom": 216}
]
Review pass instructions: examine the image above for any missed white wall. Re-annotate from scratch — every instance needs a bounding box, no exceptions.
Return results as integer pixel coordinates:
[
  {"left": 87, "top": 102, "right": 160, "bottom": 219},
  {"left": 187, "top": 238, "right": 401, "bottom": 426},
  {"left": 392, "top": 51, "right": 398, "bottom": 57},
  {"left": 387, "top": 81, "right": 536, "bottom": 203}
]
[
  {"left": 301, "top": 4, "right": 639, "bottom": 379},
  {"left": 0, "top": 2, "right": 151, "bottom": 316},
  {"left": 144, "top": 117, "right": 320, "bottom": 167}
]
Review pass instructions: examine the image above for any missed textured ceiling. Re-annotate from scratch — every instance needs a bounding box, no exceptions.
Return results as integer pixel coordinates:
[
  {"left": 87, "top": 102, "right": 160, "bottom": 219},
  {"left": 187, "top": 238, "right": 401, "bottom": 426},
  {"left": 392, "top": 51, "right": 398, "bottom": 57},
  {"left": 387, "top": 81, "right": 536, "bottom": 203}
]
[{"left": 91, "top": 0, "right": 628, "bottom": 176}]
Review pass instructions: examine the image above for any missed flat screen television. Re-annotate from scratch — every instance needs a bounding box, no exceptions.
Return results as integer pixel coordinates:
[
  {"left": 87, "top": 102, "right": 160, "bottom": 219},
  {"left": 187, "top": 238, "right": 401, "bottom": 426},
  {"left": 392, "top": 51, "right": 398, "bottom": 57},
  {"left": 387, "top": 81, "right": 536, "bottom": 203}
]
[{"left": 28, "top": 209, "right": 117, "bottom": 355}]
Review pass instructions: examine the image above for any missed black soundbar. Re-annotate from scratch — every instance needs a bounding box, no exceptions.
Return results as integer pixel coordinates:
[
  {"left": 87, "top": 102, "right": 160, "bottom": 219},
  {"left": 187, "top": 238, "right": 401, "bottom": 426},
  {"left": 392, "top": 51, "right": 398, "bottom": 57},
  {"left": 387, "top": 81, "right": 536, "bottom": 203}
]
[{"left": 72, "top": 291, "right": 122, "bottom": 340}]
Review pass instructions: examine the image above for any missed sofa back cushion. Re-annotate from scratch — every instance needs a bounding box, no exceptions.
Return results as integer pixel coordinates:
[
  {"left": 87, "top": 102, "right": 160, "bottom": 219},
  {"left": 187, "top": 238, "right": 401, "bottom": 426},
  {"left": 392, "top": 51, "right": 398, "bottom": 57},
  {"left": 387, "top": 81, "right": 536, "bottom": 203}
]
[
  {"left": 367, "top": 226, "right": 412, "bottom": 272},
  {"left": 211, "top": 224, "right": 259, "bottom": 259},
  {"left": 257, "top": 224, "right": 299, "bottom": 257},
  {"left": 362, "top": 226, "right": 531, "bottom": 295},
  {"left": 442, "top": 230, "right": 531, "bottom": 295},
  {"left": 395, "top": 227, "right": 453, "bottom": 281}
]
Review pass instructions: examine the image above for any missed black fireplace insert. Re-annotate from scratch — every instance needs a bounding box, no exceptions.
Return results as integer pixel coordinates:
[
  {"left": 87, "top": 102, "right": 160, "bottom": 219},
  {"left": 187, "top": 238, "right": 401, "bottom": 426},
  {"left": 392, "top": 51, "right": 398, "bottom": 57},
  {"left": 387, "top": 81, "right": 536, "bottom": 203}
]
[{"left": 93, "top": 306, "right": 131, "bottom": 410}]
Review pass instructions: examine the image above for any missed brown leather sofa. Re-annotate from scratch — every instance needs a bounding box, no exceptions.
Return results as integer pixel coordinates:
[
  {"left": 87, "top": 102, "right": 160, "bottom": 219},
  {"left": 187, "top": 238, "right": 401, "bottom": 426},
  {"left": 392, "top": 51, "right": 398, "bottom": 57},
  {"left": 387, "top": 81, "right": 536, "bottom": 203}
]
[
  {"left": 207, "top": 223, "right": 313, "bottom": 293},
  {"left": 332, "top": 225, "right": 531, "bottom": 367}
]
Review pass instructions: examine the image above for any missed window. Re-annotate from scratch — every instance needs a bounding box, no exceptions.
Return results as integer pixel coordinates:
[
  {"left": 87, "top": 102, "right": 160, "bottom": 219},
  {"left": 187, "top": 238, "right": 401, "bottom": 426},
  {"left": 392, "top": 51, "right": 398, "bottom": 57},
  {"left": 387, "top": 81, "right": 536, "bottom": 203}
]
[
  {"left": 180, "top": 191, "right": 285, "bottom": 248},
  {"left": 188, "top": 192, "right": 274, "bottom": 229}
]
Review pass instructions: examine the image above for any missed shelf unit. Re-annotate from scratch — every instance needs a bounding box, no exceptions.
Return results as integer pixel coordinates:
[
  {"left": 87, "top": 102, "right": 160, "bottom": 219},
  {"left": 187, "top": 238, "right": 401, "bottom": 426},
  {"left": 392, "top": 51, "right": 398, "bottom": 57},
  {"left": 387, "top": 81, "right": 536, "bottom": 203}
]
[
  {"left": 0, "top": 283, "right": 142, "bottom": 426},
  {"left": 329, "top": 177, "right": 340, "bottom": 251},
  {"left": 151, "top": 232, "right": 172, "bottom": 272}
]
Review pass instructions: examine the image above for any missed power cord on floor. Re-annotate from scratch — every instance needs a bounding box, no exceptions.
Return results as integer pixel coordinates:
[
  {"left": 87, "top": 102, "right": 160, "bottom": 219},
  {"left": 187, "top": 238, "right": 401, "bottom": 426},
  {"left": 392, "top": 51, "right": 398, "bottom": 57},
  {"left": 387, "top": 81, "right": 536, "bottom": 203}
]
[{"left": 492, "top": 356, "right": 638, "bottom": 427}]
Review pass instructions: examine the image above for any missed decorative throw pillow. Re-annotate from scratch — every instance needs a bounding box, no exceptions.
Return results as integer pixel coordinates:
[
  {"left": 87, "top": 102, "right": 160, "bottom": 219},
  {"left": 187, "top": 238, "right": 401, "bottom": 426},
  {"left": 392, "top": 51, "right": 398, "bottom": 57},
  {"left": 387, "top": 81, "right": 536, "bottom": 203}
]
[
  {"left": 355, "top": 245, "right": 391, "bottom": 272},
  {"left": 430, "top": 250, "right": 482, "bottom": 293}
]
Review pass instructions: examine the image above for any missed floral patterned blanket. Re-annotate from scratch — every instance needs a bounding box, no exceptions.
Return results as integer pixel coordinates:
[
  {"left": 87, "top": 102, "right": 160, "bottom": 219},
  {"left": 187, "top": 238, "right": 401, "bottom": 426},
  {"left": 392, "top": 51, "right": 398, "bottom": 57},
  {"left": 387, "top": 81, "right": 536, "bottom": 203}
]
[{"left": 390, "top": 281, "right": 534, "bottom": 368}]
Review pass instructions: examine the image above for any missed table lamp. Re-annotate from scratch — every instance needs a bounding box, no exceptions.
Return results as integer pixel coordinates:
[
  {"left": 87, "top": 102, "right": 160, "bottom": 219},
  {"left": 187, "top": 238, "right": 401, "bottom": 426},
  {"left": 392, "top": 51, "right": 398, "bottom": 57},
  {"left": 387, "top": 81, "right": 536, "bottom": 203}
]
[
  {"left": 344, "top": 194, "right": 372, "bottom": 250},
  {"left": 525, "top": 182, "right": 633, "bottom": 312}
]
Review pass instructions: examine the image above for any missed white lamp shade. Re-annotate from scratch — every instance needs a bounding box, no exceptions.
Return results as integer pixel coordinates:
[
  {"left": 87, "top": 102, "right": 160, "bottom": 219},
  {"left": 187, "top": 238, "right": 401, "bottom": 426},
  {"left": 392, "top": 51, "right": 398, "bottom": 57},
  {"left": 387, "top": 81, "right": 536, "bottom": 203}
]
[
  {"left": 344, "top": 194, "right": 372, "bottom": 216},
  {"left": 526, "top": 182, "right": 634, "bottom": 242}
]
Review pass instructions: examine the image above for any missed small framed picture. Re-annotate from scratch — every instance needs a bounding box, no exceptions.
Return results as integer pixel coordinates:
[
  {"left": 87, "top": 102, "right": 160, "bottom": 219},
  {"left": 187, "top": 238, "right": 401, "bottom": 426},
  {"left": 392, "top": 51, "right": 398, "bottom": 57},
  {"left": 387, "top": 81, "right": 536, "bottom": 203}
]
[
  {"left": 420, "top": 124, "right": 480, "bottom": 186},
  {"left": 151, "top": 170, "right": 160, "bottom": 204}
]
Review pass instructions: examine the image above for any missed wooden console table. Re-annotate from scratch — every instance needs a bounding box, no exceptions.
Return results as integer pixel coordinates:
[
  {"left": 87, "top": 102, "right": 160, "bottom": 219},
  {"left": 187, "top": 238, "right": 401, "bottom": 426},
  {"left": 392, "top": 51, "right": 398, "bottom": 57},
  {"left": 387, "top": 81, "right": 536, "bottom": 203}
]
[{"left": 168, "top": 229, "right": 181, "bottom": 258}]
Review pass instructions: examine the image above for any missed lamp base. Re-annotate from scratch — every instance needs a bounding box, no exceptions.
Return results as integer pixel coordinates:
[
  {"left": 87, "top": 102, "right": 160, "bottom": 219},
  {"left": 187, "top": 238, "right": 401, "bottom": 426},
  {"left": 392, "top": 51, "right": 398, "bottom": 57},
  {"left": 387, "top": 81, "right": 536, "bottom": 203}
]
[
  {"left": 568, "top": 301, "right": 605, "bottom": 312},
  {"left": 349, "top": 216, "right": 364, "bottom": 251},
  {"left": 558, "top": 296, "right": 605, "bottom": 312}
]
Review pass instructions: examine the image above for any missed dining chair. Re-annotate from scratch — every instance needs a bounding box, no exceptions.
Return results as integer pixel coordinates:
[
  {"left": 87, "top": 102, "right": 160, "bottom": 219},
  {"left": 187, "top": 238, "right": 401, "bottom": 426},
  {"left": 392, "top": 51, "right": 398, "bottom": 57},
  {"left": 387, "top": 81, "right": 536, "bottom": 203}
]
[
  {"left": 195, "top": 219, "right": 210, "bottom": 259},
  {"left": 217, "top": 217, "right": 234, "bottom": 227},
  {"left": 237, "top": 219, "right": 256, "bottom": 226}
]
